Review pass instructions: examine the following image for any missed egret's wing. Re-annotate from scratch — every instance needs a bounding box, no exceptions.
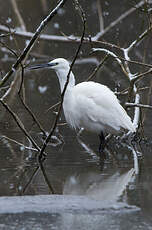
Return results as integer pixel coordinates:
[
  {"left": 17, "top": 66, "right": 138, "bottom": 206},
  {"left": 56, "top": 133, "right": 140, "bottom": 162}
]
[{"left": 73, "top": 82, "right": 135, "bottom": 132}]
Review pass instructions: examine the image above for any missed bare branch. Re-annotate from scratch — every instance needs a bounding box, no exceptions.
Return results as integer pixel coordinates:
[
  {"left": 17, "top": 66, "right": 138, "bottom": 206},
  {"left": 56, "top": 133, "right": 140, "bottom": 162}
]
[
  {"left": 1, "top": 135, "right": 38, "bottom": 151},
  {"left": 0, "top": 0, "right": 68, "bottom": 87},
  {"left": 10, "top": 0, "right": 26, "bottom": 31},
  {"left": 96, "top": 0, "right": 104, "bottom": 32},
  {"left": 125, "top": 26, "right": 152, "bottom": 52},
  {"left": 125, "top": 102, "right": 152, "bottom": 109},
  {"left": 131, "top": 68, "right": 152, "bottom": 83},
  {"left": 116, "top": 55, "right": 152, "bottom": 68},
  {"left": 93, "top": 0, "right": 150, "bottom": 40},
  {"left": 92, "top": 48, "right": 129, "bottom": 78}
]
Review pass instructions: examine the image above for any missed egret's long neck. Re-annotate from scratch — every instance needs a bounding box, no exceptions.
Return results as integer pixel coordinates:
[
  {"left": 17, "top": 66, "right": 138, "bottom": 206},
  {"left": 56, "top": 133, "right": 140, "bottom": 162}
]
[{"left": 56, "top": 69, "right": 75, "bottom": 93}]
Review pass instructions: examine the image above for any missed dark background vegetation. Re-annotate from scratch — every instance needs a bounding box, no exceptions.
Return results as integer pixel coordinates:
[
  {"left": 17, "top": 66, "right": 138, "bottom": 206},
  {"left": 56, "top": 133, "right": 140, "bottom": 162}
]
[{"left": 0, "top": 0, "right": 152, "bottom": 221}]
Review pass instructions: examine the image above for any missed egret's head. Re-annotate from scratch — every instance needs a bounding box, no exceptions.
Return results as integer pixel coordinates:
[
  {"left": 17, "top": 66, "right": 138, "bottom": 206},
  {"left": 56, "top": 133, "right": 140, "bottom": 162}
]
[
  {"left": 48, "top": 58, "right": 70, "bottom": 70},
  {"left": 29, "top": 58, "right": 70, "bottom": 71}
]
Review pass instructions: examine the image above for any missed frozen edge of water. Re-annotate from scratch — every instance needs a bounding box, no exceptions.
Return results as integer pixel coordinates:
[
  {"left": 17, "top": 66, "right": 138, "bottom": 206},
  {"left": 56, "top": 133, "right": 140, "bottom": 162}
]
[{"left": 0, "top": 195, "right": 140, "bottom": 214}]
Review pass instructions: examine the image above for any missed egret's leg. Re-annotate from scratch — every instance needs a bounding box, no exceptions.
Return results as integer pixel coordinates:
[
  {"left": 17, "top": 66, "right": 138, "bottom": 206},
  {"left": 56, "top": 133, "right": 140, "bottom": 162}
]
[
  {"left": 99, "top": 132, "right": 106, "bottom": 153},
  {"left": 99, "top": 132, "right": 106, "bottom": 170}
]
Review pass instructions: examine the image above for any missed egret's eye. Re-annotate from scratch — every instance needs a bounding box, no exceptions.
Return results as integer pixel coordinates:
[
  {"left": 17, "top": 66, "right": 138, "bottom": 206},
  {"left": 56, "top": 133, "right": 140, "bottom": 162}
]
[{"left": 55, "top": 62, "right": 58, "bottom": 65}]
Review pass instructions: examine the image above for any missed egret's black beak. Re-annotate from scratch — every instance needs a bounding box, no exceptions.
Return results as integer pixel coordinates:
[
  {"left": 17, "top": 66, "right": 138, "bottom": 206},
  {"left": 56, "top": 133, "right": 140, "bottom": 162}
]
[{"left": 28, "top": 62, "right": 56, "bottom": 70}]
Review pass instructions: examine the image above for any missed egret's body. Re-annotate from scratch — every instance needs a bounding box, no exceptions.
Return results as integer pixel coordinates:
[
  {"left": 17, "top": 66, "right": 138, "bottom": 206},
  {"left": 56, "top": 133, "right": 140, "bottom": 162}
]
[
  {"left": 30, "top": 58, "right": 135, "bottom": 157},
  {"left": 63, "top": 81, "right": 135, "bottom": 134}
]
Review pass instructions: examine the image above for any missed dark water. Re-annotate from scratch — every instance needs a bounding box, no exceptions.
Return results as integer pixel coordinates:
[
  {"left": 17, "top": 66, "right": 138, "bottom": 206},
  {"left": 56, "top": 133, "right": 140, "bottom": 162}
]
[{"left": 0, "top": 0, "right": 152, "bottom": 229}]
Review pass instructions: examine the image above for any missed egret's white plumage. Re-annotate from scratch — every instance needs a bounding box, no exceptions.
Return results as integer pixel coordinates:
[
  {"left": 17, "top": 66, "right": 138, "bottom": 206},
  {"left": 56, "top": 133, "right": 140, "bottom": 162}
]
[{"left": 45, "top": 58, "right": 135, "bottom": 135}]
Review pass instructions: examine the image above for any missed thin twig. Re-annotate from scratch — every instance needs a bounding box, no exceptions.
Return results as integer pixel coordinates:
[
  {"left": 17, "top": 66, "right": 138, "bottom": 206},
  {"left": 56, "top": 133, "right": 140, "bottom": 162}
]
[
  {"left": 86, "top": 54, "right": 109, "bottom": 81},
  {"left": 46, "top": 101, "right": 61, "bottom": 113},
  {"left": 18, "top": 66, "right": 46, "bottom": 136},
  {"left": 0, "top": 40, "right": 18, "bottom": 58},
  {"left": 19, "top": 94, "right": 47, "bottom": 136},
  {"left": 22, "top": 166, "right": 40, "bottom": 194},
  {"left": 39, "top": 161, "right": 55, "bottom": 194},
  {"left": 38, "top": 0, "right": 86, "bottom": 161},
  {"left": 0, "top": 99, "right": 41, "bottom": 152}
]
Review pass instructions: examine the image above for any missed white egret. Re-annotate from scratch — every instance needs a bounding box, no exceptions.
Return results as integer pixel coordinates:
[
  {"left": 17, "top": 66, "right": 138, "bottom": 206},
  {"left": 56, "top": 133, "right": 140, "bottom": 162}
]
[{"left": 30, "top": 58, "right": 135, "bottom": 161}]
